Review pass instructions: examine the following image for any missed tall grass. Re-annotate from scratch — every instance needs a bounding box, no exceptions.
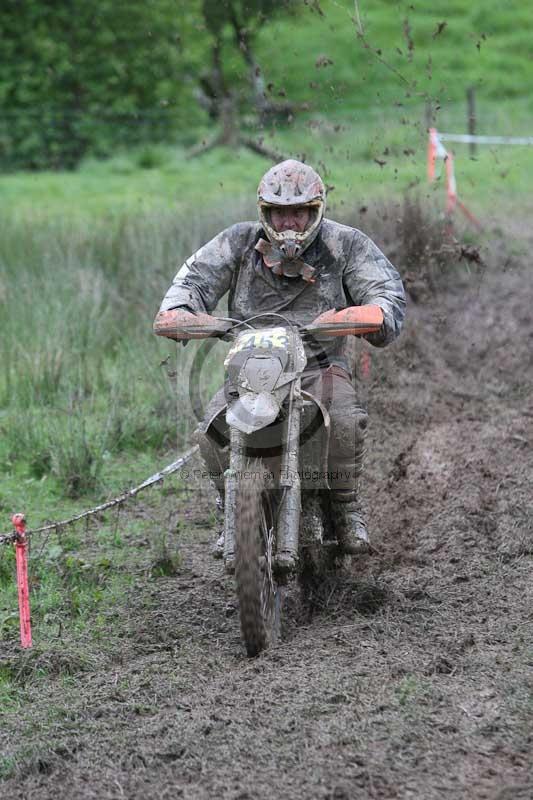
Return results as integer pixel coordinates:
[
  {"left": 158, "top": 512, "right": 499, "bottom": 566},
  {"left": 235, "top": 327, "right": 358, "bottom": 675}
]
[{"left": 0, "top": 203, "right": 253, "bottom": 495}]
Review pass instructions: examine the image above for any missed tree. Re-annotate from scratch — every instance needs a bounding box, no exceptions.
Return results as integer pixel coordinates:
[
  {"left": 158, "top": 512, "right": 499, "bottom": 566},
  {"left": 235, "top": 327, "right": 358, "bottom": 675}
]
[
  {"left": 0, "top": 0, "right": 198, "bottom": 169},
  {"left": 191, "top": 0, "right": 296, "bottom": 157},
  {"left": 0, "top": 0, "right": 296, "bottom": 169}
]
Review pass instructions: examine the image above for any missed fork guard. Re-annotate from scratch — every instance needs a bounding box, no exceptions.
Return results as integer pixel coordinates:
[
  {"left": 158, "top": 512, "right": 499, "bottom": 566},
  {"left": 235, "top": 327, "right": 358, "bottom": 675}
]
[{"left": 199, "top": 387, "right": 331, "bottom": 489}]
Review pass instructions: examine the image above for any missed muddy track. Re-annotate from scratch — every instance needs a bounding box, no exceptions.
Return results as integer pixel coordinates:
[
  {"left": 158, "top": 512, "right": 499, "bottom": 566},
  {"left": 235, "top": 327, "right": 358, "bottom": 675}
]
[{"left": 1, "top": 259, "right": 532, "bottom": 799}]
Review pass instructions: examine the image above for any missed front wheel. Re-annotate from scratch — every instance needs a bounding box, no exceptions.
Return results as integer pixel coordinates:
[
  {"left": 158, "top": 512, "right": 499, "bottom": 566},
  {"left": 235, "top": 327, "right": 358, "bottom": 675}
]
[{"left": 235, "top": 459, "right": 281, "bottom": 657}]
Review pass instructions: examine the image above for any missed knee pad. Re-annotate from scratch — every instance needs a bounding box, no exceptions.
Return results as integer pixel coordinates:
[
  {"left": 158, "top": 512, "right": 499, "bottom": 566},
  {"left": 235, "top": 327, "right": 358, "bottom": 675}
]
[{"left": 331, "top": 407, "right": 368, "bottom": 451}]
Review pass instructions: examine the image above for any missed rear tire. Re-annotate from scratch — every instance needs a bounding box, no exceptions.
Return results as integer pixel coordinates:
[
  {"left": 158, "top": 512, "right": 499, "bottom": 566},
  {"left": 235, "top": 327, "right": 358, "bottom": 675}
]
[{"left": 235, "top": 459, "right": 281, "bottom": 657}]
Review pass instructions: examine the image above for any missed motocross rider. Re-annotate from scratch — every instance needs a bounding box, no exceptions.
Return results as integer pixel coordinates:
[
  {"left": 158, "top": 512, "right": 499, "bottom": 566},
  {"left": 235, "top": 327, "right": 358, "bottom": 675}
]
[{"left": 154, "top": 160, "right": 405, "bottom": 563}]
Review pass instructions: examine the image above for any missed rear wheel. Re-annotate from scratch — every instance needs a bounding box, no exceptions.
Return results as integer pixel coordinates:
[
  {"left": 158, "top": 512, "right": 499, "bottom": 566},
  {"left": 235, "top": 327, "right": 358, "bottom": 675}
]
[{"left": 235, "top": 459, "right": 282, "bottom": 657}]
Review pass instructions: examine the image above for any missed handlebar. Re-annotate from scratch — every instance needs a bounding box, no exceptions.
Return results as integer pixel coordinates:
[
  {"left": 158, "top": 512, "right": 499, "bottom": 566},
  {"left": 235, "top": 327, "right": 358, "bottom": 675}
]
[{"left": 153, "top": 306, "right": 383, "bottom": 341}]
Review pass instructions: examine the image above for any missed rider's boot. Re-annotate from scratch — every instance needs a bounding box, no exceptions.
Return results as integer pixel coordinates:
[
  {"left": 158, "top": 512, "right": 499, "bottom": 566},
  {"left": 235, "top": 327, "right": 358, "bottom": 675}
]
[
  {"left": 194, "top": 430, "right": 228, "bottom": 562},
  {"left": 212, "top": 531, "right": 225, "bottom": 559},
  {"left": 329, "top": 403, "right": 370, "bottom": 554},
  {"left": 213, "top": 532, "right": 236, "bottom": 571},
  {"left": 330, "top": 489, "right": 370, "bottom": 554},
  {"left": 210, "top": 495, "right": 236, "bottom": 574},
  {"left": 211, "top": 493, "right": 225, "bottom": 560}
]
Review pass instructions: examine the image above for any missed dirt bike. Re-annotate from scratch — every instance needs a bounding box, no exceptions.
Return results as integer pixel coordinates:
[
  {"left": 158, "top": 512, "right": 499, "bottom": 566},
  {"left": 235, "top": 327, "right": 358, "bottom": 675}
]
[{"left": 154, "top": 306, "right": 382, "bottom": 657}]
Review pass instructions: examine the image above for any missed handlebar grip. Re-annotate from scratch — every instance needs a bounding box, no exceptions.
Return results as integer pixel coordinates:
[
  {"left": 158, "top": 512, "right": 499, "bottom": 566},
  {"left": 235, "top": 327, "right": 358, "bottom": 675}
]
[
  {"left": 153, "top": 310, "right": 230, "bottom": 340},
  {"left": 306, "top": 304, "right": 384, "bottom": 337},
  {"left": 332, "top": 306, "right": 384, "bottom": 327},
  {"left": 306, "top": 321, "right": 383, "bottom": 337}
]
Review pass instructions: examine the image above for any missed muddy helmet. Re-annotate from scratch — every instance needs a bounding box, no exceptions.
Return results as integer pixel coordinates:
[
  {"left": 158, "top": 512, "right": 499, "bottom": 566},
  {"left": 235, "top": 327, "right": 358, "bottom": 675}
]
[{"left": 257, "top": 159, "right": 326, "bottom": 258}]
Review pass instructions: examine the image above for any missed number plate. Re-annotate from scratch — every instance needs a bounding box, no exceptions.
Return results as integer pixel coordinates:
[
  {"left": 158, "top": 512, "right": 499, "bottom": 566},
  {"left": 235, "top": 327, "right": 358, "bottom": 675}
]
[{"left": 225, "top": 327, "right": 290, "bottom": 365}]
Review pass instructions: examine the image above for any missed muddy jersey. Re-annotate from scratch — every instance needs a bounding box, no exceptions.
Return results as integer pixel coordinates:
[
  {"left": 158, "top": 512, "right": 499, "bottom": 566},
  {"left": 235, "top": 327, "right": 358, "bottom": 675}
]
[{"left": 159, "top": 219, "right": 406, "bottom": 372}]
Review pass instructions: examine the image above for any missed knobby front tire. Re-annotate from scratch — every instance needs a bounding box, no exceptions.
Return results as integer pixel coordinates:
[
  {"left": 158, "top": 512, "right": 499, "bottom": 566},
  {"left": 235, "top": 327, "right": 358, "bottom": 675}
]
[{"left": 234, "top": 459, "right": 279, "bottom": 657}]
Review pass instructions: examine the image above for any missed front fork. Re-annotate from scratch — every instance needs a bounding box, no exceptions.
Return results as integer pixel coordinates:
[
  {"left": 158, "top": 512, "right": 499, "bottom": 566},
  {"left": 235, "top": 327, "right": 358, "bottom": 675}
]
[
  {"left": 223, "top": 381, "right": 303, "bottom": 573},
  {"left": 223, "top": 425, "right": 245, "bottom": 567},
  {"left": 276, "top": 381, "right": 302, "bottom": 571}
]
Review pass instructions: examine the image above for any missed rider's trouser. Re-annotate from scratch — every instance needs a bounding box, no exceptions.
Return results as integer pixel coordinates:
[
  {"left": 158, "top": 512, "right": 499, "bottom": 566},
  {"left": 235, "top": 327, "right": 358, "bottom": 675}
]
[{"left": 195, "top": 365, "right": 367, "bottom": 503}]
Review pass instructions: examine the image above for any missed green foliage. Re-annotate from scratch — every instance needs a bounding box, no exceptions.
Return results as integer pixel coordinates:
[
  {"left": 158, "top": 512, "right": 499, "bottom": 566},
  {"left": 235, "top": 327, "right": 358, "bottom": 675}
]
[
  {"left": 0, "top": 514, "right": 134, "bottom": 648},
  {"left": 3, "top": 91, "right": 533, "bottom": 225},
  {"left": 395, "top": 674, "right": 422, "bottom": 707},
  {"left": 0, "top": 755, "right": 17, "bottom": 780},
  {"left": 202, "top": 0, "right": 294, "bottom": 41},
  {"left": 192, "top": 0, "right": 299, "bottom": 125},
  {"left": 0, "top": 0, "right": 205, "bottom": 169},
  {"left": 135, "top": 145, "right": 171, "bottom": 170},
  {"left": 1, "top": 408, "right": 105, "bottom": 497},
  {"left": 0, "top": 548, "right": 15, "bottom": 589}
]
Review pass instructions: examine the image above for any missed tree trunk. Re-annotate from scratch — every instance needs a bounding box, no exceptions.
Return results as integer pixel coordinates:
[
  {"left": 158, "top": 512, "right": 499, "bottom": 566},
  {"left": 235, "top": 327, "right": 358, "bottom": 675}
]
[{"left": 227, "top": 8, "right": 270, "bottom": 122}]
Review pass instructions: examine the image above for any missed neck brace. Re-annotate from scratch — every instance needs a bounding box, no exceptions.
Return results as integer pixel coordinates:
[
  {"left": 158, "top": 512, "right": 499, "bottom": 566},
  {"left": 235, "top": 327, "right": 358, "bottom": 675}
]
[{"left": 255, "top": 238, "right": 316, "bottom": 283}]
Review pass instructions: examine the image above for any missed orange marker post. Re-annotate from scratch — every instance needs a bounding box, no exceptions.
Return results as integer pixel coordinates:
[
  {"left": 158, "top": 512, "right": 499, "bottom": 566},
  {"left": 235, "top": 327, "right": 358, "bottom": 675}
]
[
  {"left": 427, "top": 128, "right": 438, "bottom": 181},
  {"left": 445, "top": 152, "right": 457, "bottom": 215},
  {"left": 360, "top": 349, "right": 372, "bottom": 381},
  {"left": 12, "top": 513, "right": 32, "bottom": 649}
]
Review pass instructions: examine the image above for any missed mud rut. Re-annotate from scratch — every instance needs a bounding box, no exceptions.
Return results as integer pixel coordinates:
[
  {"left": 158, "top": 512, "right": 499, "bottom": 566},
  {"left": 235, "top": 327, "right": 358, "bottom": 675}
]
[{"left": 1, "top": 258, "right": 532, "bottom": 799}]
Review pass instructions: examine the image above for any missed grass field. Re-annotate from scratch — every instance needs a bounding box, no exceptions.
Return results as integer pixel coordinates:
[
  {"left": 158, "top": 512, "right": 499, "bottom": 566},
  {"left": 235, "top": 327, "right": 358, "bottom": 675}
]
[
  {"left": 3, "top": 92, "right": 533, "bottom": 224},
  {"left": 0, "top": 203, "right": 227, "bottom": 649},
  {"left": 256, "top": 0, "right": 533, "bottom": 110}
]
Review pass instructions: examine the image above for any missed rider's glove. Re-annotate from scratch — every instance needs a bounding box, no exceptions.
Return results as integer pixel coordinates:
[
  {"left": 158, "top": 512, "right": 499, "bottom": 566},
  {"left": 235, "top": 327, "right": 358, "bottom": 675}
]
[
  {"left": 309, "top": 305, "right": 384, "bottom": 337},
  {"left": 153, "top": 308, "right": 231, "bottom": 340}
]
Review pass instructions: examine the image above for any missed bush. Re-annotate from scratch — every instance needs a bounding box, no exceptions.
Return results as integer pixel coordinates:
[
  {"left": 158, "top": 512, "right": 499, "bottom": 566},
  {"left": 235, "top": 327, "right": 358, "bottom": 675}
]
[{"left": 135, "top": 146, "right": 170, "bottom": 171}]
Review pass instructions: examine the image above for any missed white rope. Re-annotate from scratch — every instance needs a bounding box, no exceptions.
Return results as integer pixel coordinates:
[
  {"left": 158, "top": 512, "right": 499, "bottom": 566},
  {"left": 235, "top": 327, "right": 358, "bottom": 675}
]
[
  {"left": 0, "top": 445, "right": 199, "bottom": 546},
  {"left": 438, "top": 133, "right": 533, "bottom": 146}
]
